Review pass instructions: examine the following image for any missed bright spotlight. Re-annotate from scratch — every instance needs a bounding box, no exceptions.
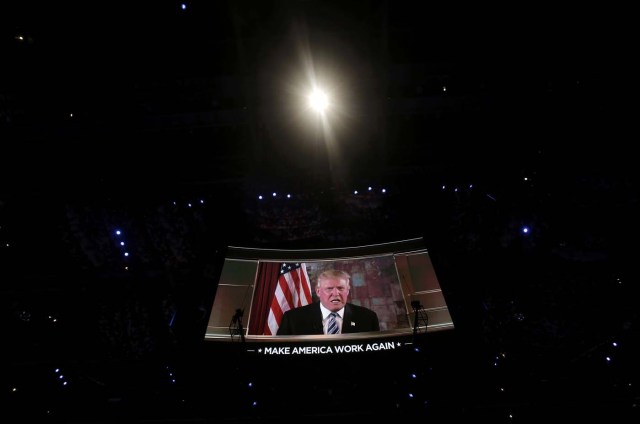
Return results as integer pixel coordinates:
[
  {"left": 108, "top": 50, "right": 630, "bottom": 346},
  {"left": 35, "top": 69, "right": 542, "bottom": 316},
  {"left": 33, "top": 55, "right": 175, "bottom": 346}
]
[{"left": 309, "top": 89, "right": 328, "bottom": 113}]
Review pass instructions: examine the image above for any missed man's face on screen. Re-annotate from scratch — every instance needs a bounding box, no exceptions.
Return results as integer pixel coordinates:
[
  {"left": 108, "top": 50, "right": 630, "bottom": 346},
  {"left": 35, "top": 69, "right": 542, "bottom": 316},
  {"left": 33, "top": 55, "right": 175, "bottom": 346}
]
[{"left": 316, "top": 277, "right": 350, "bottom": 312}]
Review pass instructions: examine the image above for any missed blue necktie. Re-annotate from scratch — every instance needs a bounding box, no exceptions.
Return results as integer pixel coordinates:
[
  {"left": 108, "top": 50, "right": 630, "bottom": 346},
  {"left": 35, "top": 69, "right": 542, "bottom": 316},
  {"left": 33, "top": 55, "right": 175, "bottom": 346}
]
[{"left": 327, "top": 312, "right": 339, "bottom": 334}]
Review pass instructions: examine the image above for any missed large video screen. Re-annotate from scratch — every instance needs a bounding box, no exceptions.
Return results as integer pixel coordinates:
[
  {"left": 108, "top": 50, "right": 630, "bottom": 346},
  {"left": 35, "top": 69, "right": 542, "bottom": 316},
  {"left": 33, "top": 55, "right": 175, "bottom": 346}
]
[{"left": 205, "top": 238, "right": 453, "bottom": 356}]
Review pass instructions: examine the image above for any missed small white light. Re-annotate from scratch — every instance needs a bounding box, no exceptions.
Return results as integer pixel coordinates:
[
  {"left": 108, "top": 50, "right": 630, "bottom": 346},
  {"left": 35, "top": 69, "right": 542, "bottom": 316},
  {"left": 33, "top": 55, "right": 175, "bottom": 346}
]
[
  {"left": 309, "top": 89, "right": 329, "bottom": 112},
  {"left": 120, "top": 242, "right": 124, "bottom": 246},
  {"left": 124, "top": 252, "right": 129, "bottom": 257}
]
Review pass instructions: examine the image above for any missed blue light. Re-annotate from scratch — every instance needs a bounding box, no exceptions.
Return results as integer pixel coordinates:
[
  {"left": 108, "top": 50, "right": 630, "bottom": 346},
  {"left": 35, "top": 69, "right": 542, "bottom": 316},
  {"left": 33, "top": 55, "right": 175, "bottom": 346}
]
[
  {"left": 258, "top": 195, "right": 263, "bottom": 200},
  {"left": 181, "top": 3, "right": 187, "bottom": 10},
  {"left": 381, "top": 188, "right": 386, "bottom": 193},
  {"left": 120, "top": 242, "right": 124, "bottom": 246},
  {"left": 522, "top": 226, "right": 529, "bottom": 234},
  {"left": 124, "top": 252, "right": 129, "bottom": 257},
  {"left": 115, "top": 230, "right": 121, "bottom": 235},
  {"left": 368, "top": 186, "right": 372, "bottom": 191}
]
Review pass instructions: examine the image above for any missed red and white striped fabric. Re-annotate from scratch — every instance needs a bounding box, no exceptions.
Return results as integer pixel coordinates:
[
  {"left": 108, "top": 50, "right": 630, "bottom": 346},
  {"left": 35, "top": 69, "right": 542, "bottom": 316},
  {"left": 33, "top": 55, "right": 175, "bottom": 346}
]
[{"left": 263, "top": 263, "right": 312, "bottom": 335}]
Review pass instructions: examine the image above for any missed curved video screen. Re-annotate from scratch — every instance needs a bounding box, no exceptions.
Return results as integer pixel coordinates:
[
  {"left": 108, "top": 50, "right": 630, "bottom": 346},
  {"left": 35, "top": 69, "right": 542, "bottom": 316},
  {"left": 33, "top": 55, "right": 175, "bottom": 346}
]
[{"left": 204, "top": 238, "right": 453, "bottom": 356}]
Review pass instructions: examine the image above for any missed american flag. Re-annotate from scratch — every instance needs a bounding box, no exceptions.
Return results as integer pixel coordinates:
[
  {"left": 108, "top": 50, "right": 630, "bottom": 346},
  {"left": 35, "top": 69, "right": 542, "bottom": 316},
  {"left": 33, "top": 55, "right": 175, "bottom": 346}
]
[{"left": 263, "top": 262, "right": 313, "bottom": 335}]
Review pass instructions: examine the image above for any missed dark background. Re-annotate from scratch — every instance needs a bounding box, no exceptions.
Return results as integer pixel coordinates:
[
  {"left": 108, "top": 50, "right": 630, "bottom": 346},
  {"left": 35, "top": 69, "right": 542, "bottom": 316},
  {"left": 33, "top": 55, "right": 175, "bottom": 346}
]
[{"left": 1, "top": 1, "right": 637, "bottom": 422}]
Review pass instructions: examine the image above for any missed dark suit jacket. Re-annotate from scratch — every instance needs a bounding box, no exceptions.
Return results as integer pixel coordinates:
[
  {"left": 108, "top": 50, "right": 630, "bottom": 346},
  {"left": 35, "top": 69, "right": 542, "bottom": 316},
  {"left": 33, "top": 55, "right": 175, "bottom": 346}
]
[{"left": 276, "top": 302, "right": 380, "bottom": 335}]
